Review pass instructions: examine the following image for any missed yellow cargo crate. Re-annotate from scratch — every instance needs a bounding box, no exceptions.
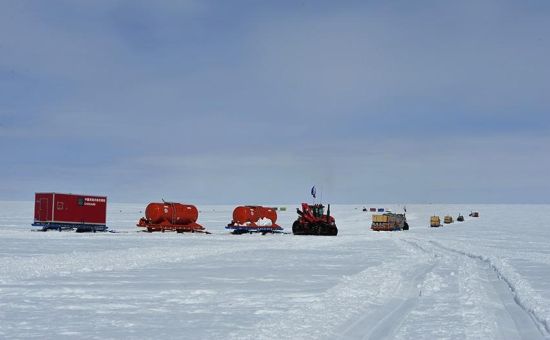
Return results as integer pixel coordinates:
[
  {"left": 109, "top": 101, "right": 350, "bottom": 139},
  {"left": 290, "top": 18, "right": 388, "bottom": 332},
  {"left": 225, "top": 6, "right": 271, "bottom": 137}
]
[{"left": 372, "top": 215, "right": 389, "bottom": 223}]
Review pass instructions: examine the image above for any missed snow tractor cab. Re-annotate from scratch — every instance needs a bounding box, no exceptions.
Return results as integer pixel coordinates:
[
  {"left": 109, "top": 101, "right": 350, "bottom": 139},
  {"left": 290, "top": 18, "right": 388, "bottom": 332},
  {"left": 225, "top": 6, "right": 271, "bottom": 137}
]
[
  {"left": 292, "top": 203, "right": 338, "bottom": 236},
  {"left": 371, "top": 213, "right": 409, "bottom": 231},
  {"left": 137, "top": 201, "right": 209, "bottom": 233},
  {"left": 457, "top": 214, "right": 465, "bottom": 222},
  {"left": 226, "top": 206, "right": 284, "bottom": 234},
  {"left": 444, "top": 216, "right": 454, "bottom": 224},
  {"left": 430, "top": 216, "right": 442, "bottom": 228}
]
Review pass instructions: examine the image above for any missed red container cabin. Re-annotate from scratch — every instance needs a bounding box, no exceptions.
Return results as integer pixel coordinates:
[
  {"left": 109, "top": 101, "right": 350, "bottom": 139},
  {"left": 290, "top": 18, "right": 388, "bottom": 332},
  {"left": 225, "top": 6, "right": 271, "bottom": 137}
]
[{"left": 33, "top": 192, "right": 108, "bottom": 232}]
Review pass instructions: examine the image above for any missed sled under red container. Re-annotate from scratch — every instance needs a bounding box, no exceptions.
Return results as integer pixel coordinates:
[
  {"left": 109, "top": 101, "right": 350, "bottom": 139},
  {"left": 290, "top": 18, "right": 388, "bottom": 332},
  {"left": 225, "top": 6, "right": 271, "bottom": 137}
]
[
  {"left": 137, "top": 202, "right": 208, "bottom": 233},
  {"left": 33, "top": 192, "right": 107, "bottom": 231},
  {"left": 226, "top": 206, "right": 283, "bottom": 234}
]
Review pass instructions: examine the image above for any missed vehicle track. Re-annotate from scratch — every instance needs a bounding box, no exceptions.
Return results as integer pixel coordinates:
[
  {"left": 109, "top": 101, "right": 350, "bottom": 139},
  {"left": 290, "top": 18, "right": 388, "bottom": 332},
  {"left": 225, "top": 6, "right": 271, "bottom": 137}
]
[
  {"left": 427, "top": 239, "right": 550, "bottom": 339},
  {"left": 405, "top": 238, "right": 548, "bottom": 339},
  {"left": 337, "top": 262, "right": 436, "bottom": 340},
  {"left": 334, "top": 239, "right": 437, "bottom": 340}
]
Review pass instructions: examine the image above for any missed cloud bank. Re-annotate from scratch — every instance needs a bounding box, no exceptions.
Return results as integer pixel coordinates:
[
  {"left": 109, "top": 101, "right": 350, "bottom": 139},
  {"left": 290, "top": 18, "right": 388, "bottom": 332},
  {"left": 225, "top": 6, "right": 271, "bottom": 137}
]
[{"left": 1, "top": 0, "right": 549, "bottom": 203}]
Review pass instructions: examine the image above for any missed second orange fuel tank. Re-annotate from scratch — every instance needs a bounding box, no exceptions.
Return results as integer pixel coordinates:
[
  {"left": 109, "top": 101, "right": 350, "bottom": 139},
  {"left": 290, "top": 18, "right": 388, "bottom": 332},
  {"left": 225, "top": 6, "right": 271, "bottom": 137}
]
[
  {"left": 226, "top": 205, "right": 283, "bottom": 234},
  {"left": 232, "top": 206, "right": 278, "bottom": 226}
]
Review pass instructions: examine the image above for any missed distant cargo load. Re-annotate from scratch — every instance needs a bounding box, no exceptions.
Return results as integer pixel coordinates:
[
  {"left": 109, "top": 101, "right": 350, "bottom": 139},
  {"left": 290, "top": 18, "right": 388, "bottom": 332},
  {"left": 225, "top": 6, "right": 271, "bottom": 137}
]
[
  {"left": 372, "top": 214, "right": 389, "bottom": 223},
  {"left": 444, "top": 216, "right": 454, "bottom": 224},
  {"left": 469, "top": 211, "right": 479, "bottom": 217},
  {"left": 371, "top": 213, "right": 409, "bottom": 232},
  {"left": 32, "top": 192, "right": 108, "bottom": 232},
  {"left": 430, "top": 216, "right": 442, "bottom": 228},
  {"left": 377, "top": 208, "right": 385, "bottom": 212},
  {"left": 370, "top": 208, "right": 376, "bottom": 212}
]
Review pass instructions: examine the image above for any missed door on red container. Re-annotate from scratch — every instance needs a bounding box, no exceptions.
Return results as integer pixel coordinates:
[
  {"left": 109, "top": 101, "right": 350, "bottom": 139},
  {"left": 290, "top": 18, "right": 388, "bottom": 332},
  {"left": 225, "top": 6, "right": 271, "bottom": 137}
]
[{"left": 38, "top": 198, "right": 50, "bottom": 221}]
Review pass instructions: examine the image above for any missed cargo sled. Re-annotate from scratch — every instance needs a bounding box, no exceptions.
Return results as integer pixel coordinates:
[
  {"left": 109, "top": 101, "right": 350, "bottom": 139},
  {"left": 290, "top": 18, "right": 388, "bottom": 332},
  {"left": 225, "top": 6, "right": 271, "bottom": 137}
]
[
  {"left": 137, "top": 201, "right": 208, "bottom": 233},
  {"left": 371, "top": 213, "right": 409, "bottom": 231},
  {"left": 430, "top": 216, "right": 442, "bottom": 228},
  {"left": 226, "top": 206, "right": 284, "bottom": 234}
]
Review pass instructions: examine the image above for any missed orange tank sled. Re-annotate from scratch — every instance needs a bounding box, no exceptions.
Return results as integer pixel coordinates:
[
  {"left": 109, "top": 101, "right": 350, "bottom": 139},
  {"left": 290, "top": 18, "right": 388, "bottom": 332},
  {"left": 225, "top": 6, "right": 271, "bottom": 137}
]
[
  {"left": 137, "top": 201, "right": 209, "bottom": 233},
  {"left": 226, "top": 206, "right": 283, "bottom": 234}
]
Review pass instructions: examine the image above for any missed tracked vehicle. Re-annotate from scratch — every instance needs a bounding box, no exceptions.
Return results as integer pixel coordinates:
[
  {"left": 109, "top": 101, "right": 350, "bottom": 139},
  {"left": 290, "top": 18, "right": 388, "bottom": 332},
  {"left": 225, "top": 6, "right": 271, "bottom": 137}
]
[
  {"left": 457, "top": 214, "right": 465, "bottom": 222},
  {"left": 292, "top": 203, "right": 338, "bottom": 236}
]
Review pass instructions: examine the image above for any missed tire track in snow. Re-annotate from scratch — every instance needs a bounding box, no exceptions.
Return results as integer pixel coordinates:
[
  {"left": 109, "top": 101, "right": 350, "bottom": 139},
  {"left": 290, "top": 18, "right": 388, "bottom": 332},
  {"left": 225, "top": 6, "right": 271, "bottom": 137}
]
[
  {"left": 337, "top": 262, "right": 436, "bottom": 340},
  {"left": 228, "top": 238, "right": 435, "bottom": 340},
  {"left": 336, "top": 238, "right": 447, "bottom": 340},
  {"left": 402, "top": 237, "right": 547, "bottom": 339},
  {"left": 396, "top": 238, "right": 506, "bottom": 339},
  {"left": 230, "top": 256, "right": 433, "bottom": 339},
  {"left": 427, "top": 239, "right": 550, "bottom": 338}
]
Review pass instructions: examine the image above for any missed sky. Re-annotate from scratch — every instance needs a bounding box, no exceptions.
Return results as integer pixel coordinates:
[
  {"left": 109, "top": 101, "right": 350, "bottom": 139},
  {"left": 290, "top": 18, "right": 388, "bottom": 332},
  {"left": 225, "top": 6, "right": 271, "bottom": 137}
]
[{"left": 1, "top": 0, "right": 549, "bottom": 204}]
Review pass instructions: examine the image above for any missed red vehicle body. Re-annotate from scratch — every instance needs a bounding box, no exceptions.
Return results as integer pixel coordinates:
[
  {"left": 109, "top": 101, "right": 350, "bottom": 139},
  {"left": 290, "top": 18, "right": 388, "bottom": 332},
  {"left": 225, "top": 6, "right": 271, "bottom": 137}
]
[
  {"left": 292, "top": 203, "right": 338, "bottom": 236},
  {"left": 226, "top": 206, "right": 283, "bottom": 234},
  {"left": 33, "top": 192, "right": 107, "bottom": 231},
  {"left": 137, "top": 202, "right": 207, "bottom": 233}
]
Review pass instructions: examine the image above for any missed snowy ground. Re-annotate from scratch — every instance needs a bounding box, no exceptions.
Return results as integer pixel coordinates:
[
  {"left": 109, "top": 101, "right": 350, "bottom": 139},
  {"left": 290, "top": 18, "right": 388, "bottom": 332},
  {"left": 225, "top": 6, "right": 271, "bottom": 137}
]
[{"left": 0, "top": 202, "right": 549, "bottom": 339}]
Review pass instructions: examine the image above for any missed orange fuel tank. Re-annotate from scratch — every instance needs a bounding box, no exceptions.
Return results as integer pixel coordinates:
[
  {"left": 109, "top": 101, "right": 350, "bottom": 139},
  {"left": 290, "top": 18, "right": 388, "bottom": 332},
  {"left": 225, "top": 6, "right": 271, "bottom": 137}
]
[
  {"left": 145, "top": 202, "right": 198, "bottom": 225},
  {"left": 137, "top": 202, "right": 205, "bottom": 233},
  {"left": 232, "top": 206, "right": 278, "bottom": 226}
]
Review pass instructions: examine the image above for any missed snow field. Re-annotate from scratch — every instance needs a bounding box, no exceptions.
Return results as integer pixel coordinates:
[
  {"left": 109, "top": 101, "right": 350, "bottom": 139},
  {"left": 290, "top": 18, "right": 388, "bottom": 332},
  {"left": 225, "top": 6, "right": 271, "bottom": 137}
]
[{"left": 0, "top": 202, "right": 549, "bottom": 339}]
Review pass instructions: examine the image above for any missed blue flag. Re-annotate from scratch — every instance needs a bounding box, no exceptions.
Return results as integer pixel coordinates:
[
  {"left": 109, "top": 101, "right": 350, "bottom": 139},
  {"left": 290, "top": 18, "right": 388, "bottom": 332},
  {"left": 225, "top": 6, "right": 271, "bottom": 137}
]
[{"left": 311, "top": 186, "right": 316, "bottom": 198}]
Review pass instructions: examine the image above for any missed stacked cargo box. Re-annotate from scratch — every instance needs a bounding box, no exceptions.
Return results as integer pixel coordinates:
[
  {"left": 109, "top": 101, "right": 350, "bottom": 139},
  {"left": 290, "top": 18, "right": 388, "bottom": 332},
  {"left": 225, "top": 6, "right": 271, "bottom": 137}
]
[{"left": 371, "top": 213, "right": 408, "bottom": 231}]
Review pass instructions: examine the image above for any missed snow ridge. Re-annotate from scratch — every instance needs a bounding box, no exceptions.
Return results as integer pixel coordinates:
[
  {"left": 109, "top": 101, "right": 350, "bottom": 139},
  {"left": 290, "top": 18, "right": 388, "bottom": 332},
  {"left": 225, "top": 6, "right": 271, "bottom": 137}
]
[{"left": 428, "top": 240, "right": 550, "bottom": 337}]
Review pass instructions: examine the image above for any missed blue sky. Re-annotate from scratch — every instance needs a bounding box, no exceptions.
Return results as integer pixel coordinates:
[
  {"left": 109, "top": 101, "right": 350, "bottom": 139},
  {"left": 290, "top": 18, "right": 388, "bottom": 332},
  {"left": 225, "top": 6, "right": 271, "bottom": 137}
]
[{"left": 1, "top": 0, "right": 549, "bottom": 203}]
